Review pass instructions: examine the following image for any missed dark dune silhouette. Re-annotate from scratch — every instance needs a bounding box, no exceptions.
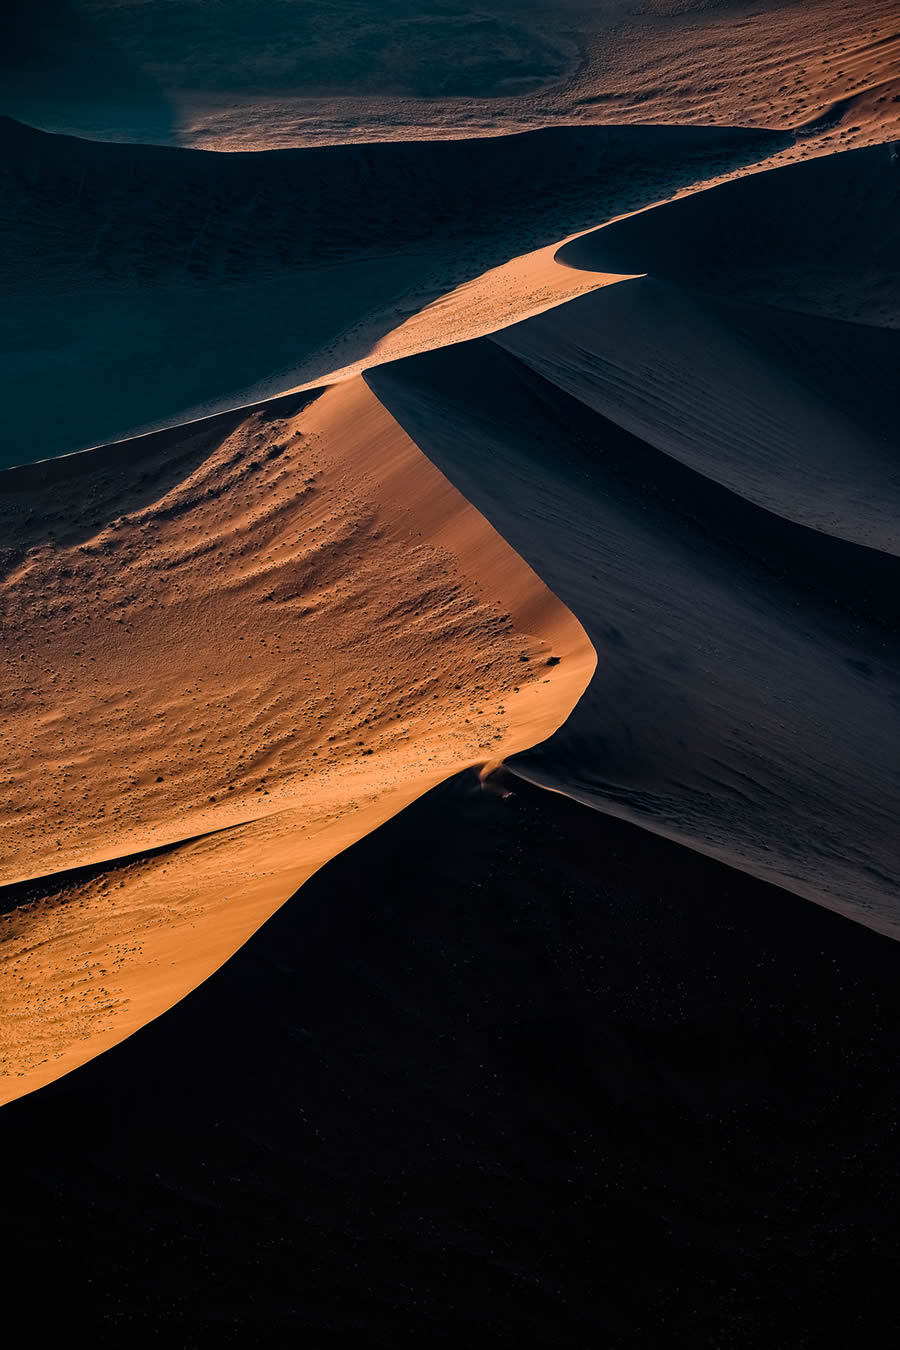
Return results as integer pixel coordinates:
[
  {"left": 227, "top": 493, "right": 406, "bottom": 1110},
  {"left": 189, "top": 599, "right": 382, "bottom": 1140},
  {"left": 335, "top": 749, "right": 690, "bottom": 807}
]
[
  {"left": 0, "top": 0, "right": 175, "bottom": 142},
  {"left": 2, "top": 770, "right": 900, "bottom": 1345}
]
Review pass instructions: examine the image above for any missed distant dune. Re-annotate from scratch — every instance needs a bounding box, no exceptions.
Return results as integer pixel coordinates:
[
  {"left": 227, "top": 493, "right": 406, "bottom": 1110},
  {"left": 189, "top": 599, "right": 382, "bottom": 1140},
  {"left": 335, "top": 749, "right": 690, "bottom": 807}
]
[
  {"left": 0, "top": 114, "right": 782, "bottom": 464},
  {"left": 3, "top": 0, "right": 898, "bottom": 149}
]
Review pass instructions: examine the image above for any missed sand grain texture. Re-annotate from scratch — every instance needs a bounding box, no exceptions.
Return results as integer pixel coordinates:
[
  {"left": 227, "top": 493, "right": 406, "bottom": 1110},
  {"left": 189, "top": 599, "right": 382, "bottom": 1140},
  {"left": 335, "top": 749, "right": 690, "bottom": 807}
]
[
  {"left": 0, "top": 379, "right": 593, "bottom": 1101},
  {"left": 5, "top": 0, "right": 899, "bottom": 152}
]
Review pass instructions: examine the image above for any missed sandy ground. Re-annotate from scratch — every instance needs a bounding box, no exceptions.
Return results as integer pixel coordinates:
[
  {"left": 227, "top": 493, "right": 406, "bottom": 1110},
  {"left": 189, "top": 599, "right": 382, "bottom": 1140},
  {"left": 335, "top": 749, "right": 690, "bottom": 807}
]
[
  {"left": 0, "top": 379, "right": 594, "bottom": 1101},
  {"left": 4, "top": 1, "right": 900, "bottom": 152}
]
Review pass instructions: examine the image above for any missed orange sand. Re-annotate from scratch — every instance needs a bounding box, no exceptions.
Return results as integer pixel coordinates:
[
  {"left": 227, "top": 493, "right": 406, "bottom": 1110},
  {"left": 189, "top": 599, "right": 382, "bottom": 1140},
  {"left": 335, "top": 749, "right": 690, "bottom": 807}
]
[{"left": 0, "top": 378, "right": 594, "bottom": 1102}]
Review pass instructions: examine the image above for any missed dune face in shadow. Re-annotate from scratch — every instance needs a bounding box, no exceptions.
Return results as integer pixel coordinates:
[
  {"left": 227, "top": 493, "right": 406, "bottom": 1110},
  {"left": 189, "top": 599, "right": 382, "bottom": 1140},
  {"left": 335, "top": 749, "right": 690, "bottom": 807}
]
[
  {"left": 105, "top": 0, "right": 579, "bottom": 99},
  {"left": 0, "top": 0, "right": 175, "bottom": 142},
  {"left": 368, "top": 322, "right": 900, "bottom": 935},
  {"left": 560, "top": 141, "right": 900, "bottom": 326},
  {"left": 3, "top": 770, "right": 900, "bottom": 1344},
  {"left": 0, "top": 378, "right": 594, "bottom": 1102},
  {"left": 497, "top": 279, "right": 900, "bottom": 556},
  {"left": 365, "top": 141, "right": 900, "bottom": 934},
  {"left": 0, "top": 116, "right": 783, "bottom": 465}
]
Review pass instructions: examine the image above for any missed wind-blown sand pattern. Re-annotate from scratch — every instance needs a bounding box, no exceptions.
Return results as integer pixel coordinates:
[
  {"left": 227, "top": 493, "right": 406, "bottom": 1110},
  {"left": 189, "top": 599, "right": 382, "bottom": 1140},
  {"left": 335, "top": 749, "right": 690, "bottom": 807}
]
[
  {"left": 0, "top": 378, "right": 593, "bottom": 1098},
  {"left": 5, "top": 0, "right": 900, "bottom": 151},
  {"left": 3, "top": 2, "right": 900, "bottom": 1343}
]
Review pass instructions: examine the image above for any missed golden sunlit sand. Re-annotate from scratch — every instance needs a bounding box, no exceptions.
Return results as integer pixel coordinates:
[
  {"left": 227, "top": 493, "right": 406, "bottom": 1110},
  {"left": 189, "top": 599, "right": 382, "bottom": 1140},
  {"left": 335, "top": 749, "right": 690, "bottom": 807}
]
[{"left": 0, "top": 377, "right": 594, "bottom": 1102}]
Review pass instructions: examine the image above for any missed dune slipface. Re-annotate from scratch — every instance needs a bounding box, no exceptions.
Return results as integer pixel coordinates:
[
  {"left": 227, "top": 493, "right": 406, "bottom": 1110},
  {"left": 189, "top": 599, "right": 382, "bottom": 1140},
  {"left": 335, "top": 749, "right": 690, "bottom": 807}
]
[
  {"left": 496, "top": 279, "right": 900, "bottom": 556},
  {"left": 365, "top": 134, "right": 900, "bottom": 935},
  {"left": 560, "top": 141, "right": 900, "bottom": 327},
  {"left": 368, "top": 319, "right": 900, "bottom": 936}
]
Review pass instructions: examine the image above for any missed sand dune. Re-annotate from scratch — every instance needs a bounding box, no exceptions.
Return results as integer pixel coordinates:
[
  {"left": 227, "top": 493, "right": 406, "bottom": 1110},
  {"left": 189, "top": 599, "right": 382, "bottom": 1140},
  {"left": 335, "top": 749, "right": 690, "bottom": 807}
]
[
  {"left": 0, "top": 377, "right": 594, "bottom": 1101},
  {"left": 368, "top": 327, "right": 900, "bottom": 936},
  {"left": 496, "top": 278, "right": 900, "bottom": 555},
  {"left": 5, "top": 133, "right": 899, "bottom": 1100},
  {"left": 3, "top": 768, "right": 900, "bottom": 1344},
  {"left": 0, "top": 114, "right": 782, "bottom": 464},
  {"left": 3, "top": 6, "right": 899, "bottom": 1339},
  {"left": 560, "top": 140, "right": 900, "bottom": 326},
  {"left": 4, "top": 0, "right": 898, "bottom": 151}
]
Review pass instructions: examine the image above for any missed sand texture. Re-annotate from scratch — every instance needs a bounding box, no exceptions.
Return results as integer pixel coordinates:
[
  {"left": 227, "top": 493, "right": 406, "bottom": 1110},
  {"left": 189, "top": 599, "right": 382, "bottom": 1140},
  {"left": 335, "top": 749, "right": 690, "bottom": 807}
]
[
  {"left": 3, "top": 5, "right": 900, "bottom": 1340},
  {"left": 0, "top": 379, "right": 593, "bottom": 1100},
  {"left": 4, "top": 0, "right": 900, "bottom": 150}
]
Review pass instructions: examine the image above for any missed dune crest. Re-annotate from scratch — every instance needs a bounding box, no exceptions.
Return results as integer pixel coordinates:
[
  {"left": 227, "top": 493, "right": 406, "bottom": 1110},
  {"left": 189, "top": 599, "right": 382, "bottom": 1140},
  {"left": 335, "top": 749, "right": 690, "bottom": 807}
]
[
  {"left": 496, "top": 278, "right": 900, "bottom": 556},
  {"left": 0, "top": 115, "right": 782, "bottom": 466},
  {"left": 368, "top": 318, "right": 900, "bottom": 937},
  {"left": 559, "top": 141, "right": 900, "bottom": 327},
  {"left": 0, "top": 377, "right": 594, "bottom": 1103}
]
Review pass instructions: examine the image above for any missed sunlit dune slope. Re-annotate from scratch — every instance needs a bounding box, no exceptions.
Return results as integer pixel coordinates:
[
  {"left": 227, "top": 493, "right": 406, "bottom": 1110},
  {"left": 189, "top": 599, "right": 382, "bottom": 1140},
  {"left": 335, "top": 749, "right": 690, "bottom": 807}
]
[
  {"left": 0, "top": 114, "right": 781, "bottom": 465},
  {"left": 3, "top": 0, "right": 898, "bottom": 152},
  {"left": 368, "top": 327, "right": 900, "bottom": 936},
  {"left": 560, "top": 141, "right": 900, "bottom": 327},
  {"left": 0, "top": 378, "right": 594, "bottom": 1103}
]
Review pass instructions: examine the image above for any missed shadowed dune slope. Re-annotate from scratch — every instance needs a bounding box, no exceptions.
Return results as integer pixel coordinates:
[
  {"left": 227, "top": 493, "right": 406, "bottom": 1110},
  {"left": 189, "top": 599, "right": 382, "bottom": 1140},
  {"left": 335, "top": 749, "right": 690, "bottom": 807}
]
[
  {"left": 0, "top": 115, "right": 783, "bottom": 464},
  {"left": 368, "top": 334, "right": 900, "bottom": 936},
  {"left": 2, "top": 770, "right": 900, "bottom": 1345},
  {"left": 0, "top": 376, "right": 593, "bottom": 1102},
  {"left": 496, "top": 278, "right": 900, "bottom": 555},
  {"left": 560, "top": 141, "right": 900, "bottom": 326}
]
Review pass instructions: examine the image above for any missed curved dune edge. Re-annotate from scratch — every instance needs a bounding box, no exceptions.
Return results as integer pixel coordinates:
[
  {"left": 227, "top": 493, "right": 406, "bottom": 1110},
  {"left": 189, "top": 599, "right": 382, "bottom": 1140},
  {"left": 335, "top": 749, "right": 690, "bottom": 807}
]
[
  {"left": 0, "top": 377, "right": 595, "bottom": 1105},
  {"left": 9, "top": 109, "right": 888, "bottom": 477},
  {"left": 557, "top": 140, "right": 900, "bottom": 328},
  {"left": 2, "top": 114, "right": 784, "bottom": 469},
  {"left": 367, "top": 330, "right": 900, "bottom": 939},
  {"left": 495, "top": 278, "right": 900, "bottom": 559}
]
